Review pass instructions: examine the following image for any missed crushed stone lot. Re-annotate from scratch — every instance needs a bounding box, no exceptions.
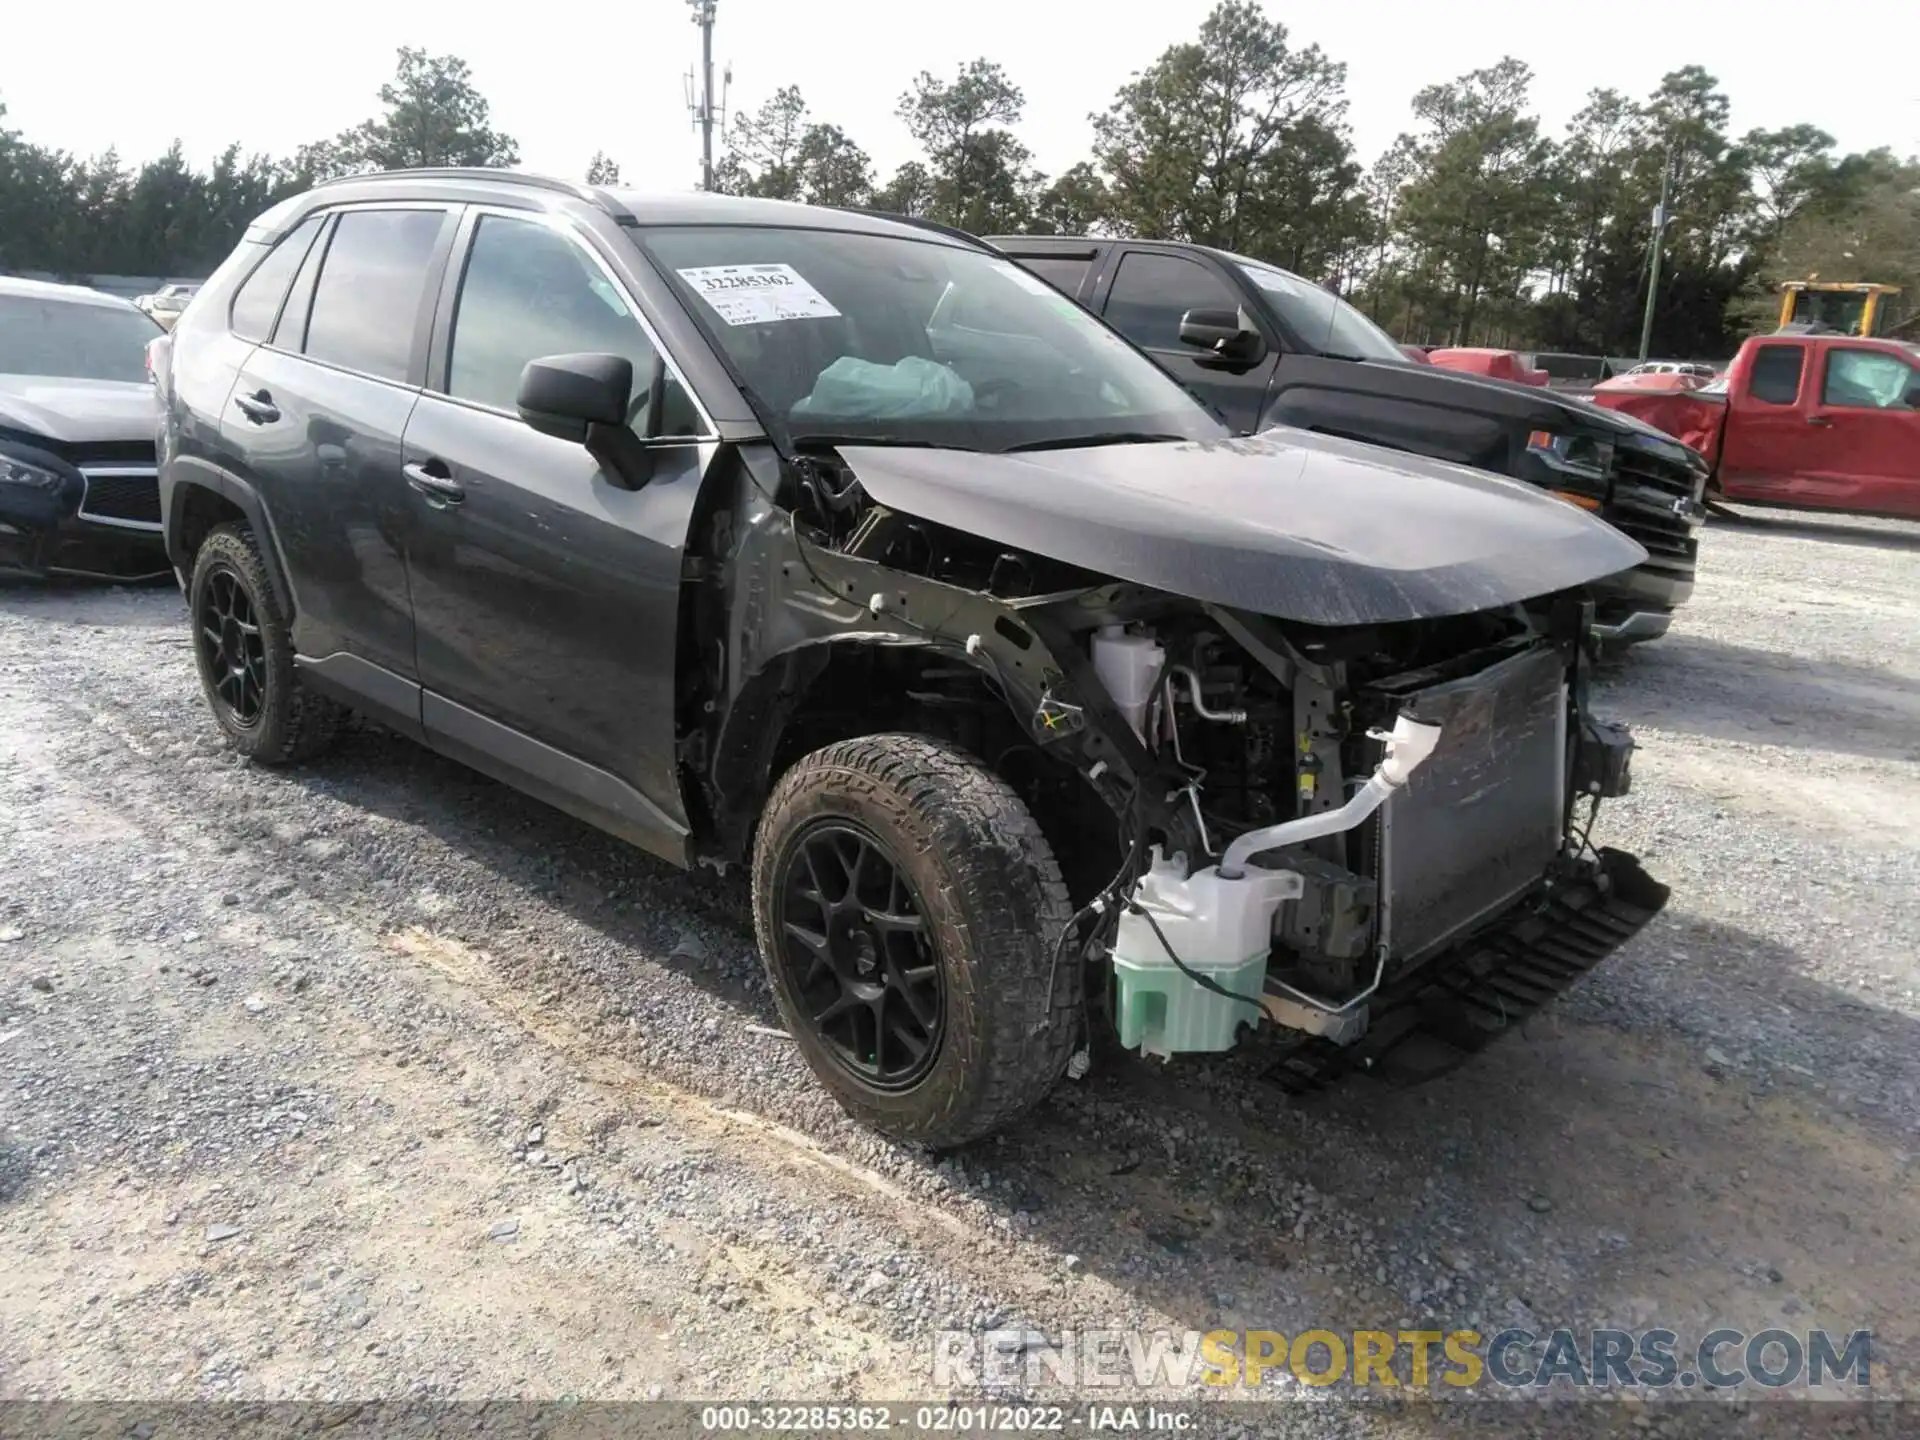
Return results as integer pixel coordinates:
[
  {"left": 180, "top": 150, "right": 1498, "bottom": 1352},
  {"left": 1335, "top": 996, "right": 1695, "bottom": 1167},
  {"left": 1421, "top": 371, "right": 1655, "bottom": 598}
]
[{"left": 2, "top": 508, "right": 1916, "bottom": 1431}]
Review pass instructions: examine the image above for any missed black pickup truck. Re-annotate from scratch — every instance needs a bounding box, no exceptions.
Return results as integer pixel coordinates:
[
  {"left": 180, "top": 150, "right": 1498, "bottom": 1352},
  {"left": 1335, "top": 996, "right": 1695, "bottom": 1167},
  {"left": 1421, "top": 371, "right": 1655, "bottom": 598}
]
[{"left": 988, "top": 235, "right": 1710, "bottom": 645}]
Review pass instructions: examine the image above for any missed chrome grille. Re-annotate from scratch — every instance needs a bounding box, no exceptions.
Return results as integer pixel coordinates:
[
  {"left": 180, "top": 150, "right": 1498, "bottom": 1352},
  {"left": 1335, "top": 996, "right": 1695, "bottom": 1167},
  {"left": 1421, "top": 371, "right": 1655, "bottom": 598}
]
[{"left": 1606, "top": 440, "right": 1705, "bottom": 579}]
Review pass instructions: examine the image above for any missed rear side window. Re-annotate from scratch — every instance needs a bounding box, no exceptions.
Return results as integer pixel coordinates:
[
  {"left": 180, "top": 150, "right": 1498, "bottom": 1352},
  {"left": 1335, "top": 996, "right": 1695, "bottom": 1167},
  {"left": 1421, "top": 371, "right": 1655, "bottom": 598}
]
[
  {"left": 1747, "top": 345, "right": 1804, "bottom": 405},
  {"left": 303, "top": 209, "right": 447, "bottom": 384},
  {"left": 1012, "top": 255, "right": 1093, "bottom": 297},
  {"left": 229, "top": 215, "right": 324, "bottom": 344},
  {"left": 1821, "top": 348, "right": 1917, "bottom": 410},
  {"left": 1104, "top": 252, "right": 1241, "bottom": 351}
]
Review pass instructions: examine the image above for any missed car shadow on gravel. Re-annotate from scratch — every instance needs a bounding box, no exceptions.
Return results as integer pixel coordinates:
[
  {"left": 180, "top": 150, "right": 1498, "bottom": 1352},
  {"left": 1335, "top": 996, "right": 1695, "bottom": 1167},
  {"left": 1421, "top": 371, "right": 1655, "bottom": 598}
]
[
  {"left": 0, "top": 578, "right": 184, "bottom": 628},
  {"left": 285, "top": 721, "right": 776, "bottom": 1021},
  {"left": 951, "top": 907, "right": 1920, "bottom": 1371},
  {"left": 1708, "top": 509, "right": 1920, "bottom": 553},
  {"left": 1595, "top": 633, "right": 1920, "bottom": 762}
]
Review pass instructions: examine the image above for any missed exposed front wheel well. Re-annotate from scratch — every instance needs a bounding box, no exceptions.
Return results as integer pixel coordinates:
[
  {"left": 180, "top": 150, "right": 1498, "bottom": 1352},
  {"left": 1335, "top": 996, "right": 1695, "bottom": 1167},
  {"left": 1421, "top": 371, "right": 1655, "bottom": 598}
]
[{"left": 713, "top": 642, "right": 1123, "bottom": 904}]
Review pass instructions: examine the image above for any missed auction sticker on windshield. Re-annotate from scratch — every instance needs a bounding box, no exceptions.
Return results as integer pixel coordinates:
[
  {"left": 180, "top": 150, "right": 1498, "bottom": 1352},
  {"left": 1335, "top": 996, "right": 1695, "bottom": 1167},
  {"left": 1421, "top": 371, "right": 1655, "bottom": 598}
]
[{"left": 677, "top": 264, "right": 842, "bottom": 326}]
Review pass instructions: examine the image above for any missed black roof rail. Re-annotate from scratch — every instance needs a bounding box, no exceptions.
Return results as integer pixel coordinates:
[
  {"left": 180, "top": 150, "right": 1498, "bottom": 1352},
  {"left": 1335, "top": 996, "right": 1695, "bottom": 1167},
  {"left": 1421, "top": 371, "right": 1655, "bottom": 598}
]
[
  {"left": 829, "top": 207, "right": 1001, "bottom": 252},
  {"left": 311, "top": 167, "right": 627, "bottom": 218}
]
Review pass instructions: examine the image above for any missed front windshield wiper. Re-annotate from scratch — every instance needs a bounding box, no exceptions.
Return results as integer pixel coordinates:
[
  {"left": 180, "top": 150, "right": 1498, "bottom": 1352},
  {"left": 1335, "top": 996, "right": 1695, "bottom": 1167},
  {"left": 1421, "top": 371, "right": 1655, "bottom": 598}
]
[{"left": 1001, "top": 432, "right": 1189, "bottom": 453}]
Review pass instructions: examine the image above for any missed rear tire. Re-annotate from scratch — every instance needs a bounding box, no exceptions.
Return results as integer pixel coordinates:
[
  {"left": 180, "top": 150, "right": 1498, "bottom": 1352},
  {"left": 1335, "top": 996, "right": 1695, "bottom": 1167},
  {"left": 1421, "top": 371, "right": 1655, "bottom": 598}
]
[
  {"left": 188, "top": 523, "right": 341, "bottom": 765},
  {"left": 751, "top": 734, "right": 1077, "bottom": 1148}
]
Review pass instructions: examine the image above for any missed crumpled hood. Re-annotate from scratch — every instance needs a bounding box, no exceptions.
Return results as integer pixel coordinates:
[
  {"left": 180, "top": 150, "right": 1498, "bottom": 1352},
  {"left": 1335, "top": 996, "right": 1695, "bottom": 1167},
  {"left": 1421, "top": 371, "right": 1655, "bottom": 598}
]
[
  {"left": 0, "top": 375, "right": 158, "bottom": 446},
  {"left": 839, "top": 430, "right": 1649, "bottom": 626}
]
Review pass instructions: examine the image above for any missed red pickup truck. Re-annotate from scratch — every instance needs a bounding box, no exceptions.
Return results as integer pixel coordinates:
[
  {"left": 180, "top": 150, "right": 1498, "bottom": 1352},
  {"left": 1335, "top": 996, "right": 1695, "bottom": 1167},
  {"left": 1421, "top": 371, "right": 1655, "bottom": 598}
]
[{"left": 1592, "top": 334, "right": 1920, "bottom": 520}]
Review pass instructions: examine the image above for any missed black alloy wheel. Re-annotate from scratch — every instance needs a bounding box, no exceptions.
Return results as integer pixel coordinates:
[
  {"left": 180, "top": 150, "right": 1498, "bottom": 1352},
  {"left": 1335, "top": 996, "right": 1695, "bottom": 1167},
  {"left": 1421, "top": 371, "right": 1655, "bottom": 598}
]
[
  {"left": 772, "top": 821, "right": 944, "bottom": 1089},
  {"left": 196, "top": 565, "right": 267, "bottom": 729},
  {"left": 186, "top": 523, "right": 342, "bottom": 764}
]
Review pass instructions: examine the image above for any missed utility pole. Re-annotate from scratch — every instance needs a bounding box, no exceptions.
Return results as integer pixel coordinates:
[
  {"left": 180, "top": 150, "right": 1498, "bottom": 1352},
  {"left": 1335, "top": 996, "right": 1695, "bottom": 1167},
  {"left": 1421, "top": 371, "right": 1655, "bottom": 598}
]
[
  {"left": 1638, "top": 147, "right": 1674, "bottom": 362},
  {"left": 685, "top": 1, "right": 726, "bottom": 191}
]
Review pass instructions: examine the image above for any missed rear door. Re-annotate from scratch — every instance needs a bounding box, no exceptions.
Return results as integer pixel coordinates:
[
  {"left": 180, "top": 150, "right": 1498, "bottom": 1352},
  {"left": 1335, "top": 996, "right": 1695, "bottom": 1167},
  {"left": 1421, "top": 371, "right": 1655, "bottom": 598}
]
[
  {"left": 399, "top": 206, "right": 713, "bottom": 861},
  {"left": 219, "top": 204, "right": 455, "bottom": 717},
  {"left": 1803, "top": 345, "right": 1920, "bottom": 516},
  {"left": 1090, "top": 248, "right": 1277, "bottom": 432}
]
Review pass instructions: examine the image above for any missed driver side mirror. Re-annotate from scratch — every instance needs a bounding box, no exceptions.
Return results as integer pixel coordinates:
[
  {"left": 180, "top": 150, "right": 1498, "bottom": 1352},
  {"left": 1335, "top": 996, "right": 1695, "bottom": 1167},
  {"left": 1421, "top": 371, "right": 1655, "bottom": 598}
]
[
  {"left": 1178, "top": 308, "right": 1267, "bottom": 366},
  {"left": 1905, "top": 385, "right": 1920, "bottom": 410},
  {"left": 517, "top": 351, "right": 663, "bottom": 491}
]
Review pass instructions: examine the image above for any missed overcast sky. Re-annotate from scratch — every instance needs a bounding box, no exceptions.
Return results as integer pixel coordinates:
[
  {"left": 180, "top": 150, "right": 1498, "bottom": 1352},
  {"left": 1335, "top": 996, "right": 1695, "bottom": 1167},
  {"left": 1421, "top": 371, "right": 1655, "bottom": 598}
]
[{"left": 4, "top": 0, "right": 1914, "bottom": 190}]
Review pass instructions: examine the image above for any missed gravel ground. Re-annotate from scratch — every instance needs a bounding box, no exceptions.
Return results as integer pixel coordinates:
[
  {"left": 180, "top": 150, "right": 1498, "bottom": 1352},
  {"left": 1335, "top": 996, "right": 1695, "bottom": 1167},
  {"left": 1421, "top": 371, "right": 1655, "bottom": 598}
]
[{"left": 2, "top": 505, "right": 1916, "bottom": 1433}]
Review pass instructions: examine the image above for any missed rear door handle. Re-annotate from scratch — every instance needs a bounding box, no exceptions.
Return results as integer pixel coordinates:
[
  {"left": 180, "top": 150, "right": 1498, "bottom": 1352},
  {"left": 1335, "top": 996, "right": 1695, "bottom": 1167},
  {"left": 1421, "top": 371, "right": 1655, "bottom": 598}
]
[
  {"left": 403, "top": 460, "right": 465, "bottom": 504},
  {"left": 232, "top": 389, "right": 279, "bottom": 423},
  {"left": 1807, "top": 415, "right": 1834, "bottom": 427}
]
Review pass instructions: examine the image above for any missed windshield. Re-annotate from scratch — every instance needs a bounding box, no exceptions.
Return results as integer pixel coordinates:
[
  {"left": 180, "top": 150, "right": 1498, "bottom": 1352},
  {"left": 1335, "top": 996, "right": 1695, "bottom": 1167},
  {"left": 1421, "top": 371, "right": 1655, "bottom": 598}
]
[
  {"left": 0, "top": 295, "right": 161, "bottom": 383},
  {"left": 637, "top": 225, "right": 1223, "bottom": 451},
  {"left": 1231, "top": 259, "right": 1408, "bottom": 364}
]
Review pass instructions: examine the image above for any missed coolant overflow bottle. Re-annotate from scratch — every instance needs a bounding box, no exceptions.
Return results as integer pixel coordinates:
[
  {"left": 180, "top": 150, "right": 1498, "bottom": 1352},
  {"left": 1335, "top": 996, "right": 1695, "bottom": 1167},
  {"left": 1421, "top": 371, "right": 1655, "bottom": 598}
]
[{"left": 1089, "top": 625, "right": 1165, "bottom": 743}]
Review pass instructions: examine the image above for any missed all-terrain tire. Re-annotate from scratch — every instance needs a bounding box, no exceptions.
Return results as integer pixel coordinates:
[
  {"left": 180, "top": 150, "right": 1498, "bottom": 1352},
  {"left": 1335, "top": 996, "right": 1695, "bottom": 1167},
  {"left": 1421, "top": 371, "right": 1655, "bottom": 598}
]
[
  {"left": 188, "top": 523, "right": 342, "bottom": 765},
  {"left": 751, "top": 734, "right": 1078, "bottom": 1148}
]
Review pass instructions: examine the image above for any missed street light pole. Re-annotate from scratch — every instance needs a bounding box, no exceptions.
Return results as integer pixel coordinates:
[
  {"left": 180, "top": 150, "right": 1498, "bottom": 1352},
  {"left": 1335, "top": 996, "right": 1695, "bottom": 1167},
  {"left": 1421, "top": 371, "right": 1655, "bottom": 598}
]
[{"left": 1638, "top": 148, "right": 1674, "bottom": 362}]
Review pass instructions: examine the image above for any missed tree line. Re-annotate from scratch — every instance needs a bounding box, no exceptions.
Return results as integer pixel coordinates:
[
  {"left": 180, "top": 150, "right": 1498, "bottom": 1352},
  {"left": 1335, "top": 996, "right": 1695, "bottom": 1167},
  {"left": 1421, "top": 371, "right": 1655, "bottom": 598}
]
[{"left": 4, "top": 10, "right": 1914, "bottom": 358}]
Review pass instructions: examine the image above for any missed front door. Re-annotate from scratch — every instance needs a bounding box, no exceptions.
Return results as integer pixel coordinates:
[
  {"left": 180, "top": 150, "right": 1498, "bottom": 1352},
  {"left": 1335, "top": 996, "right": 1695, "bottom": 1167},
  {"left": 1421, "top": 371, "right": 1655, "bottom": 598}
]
[
  {"left": 1717, "top": 341, "right": 1825, "bottom": 501},
  {"left": 400, "top": 208, "right": 712, "bottom": 861},
  {"left": 1095, "top": 248, "right": 1278, "bottom": 432}
]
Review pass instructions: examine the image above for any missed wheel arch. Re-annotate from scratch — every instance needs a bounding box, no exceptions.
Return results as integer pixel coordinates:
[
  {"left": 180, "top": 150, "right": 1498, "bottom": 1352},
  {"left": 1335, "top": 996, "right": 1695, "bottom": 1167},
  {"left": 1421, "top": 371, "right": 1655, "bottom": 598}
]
[
  {"left": 706, "top": 633, "right": 1122, "bottom": 902},
  {"left": 164, "top": 458, "right": 298, "bottom": 619}
]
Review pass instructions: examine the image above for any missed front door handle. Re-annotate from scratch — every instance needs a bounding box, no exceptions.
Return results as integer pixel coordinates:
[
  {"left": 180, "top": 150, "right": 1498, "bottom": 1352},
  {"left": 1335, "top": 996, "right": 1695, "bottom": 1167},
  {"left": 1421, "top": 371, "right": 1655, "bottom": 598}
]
[
  {"left": 232, "top": 389, "right": 279, "bottom": 423},
  {"left": 403, "top": 460, "right": 465, "bottom": 504},
  {"left": 1807, "top": 415, "right": 1834, "bottom": 427}
]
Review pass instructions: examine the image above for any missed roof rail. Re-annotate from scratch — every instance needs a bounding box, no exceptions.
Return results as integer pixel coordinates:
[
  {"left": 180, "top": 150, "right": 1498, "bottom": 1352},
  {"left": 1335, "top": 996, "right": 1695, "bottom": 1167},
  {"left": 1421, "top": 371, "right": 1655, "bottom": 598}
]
[
  {"left": 830, "top": 207, "right": 1000, "bottom": 252},
  {"left": 311, "top": 167, "right": 625, "bottom": 217}
]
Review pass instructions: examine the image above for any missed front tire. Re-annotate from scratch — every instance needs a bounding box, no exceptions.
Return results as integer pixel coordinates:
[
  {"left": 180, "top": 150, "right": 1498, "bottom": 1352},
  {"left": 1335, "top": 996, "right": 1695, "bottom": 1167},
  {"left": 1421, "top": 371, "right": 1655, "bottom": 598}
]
[
  {"left": 188, "top": 523, "right": 341, "bottom": 764},
  {"left": 751, "top": 734, "right": 1077, "bottom": 1148}
]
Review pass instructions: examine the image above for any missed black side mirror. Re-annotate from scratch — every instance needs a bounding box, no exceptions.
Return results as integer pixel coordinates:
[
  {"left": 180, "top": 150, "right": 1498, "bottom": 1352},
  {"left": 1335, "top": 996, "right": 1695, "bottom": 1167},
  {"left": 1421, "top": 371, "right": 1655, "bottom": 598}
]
[
  {"left": 517, "top": 351, "right": 659, "bottom": 490},
  {"left": 1178, "top": 308, "right": 1266, "bottom": 365},
  {"left": 1905, "top": 386, "right": 1920, "bottom": 410}
]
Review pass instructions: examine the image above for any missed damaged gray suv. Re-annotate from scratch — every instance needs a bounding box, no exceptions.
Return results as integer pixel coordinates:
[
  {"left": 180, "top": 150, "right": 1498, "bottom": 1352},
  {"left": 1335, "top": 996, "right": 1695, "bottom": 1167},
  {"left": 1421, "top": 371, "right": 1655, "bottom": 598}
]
[{"left": 154, "top": 170, "right": 1668, "bottom": 1145}]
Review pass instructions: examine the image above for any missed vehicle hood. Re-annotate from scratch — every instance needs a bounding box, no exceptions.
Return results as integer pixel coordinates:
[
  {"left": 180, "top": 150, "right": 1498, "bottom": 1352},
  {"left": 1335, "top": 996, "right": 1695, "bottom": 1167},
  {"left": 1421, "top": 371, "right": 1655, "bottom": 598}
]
[
  {"left": 0, "top": 376, "right": 158, "bottom": 446},
  {"left": 839, "top": 430, "right": 1650, "bottom": 626},
  {"left": 1347, "top": 357, "right": 1699, "bottom": 450}
]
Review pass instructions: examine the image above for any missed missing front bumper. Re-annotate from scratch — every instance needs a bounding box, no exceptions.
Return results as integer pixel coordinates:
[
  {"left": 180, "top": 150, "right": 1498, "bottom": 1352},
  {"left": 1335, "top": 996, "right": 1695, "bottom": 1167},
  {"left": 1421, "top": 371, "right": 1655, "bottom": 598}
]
[{"left": 1264, "top": 847, "right": 1669, "bottom": 1094}]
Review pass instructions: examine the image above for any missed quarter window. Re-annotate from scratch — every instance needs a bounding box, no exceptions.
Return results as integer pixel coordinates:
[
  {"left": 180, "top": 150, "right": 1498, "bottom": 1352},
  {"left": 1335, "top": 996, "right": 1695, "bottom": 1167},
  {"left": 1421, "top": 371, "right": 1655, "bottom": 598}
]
[
  {"left": 1104, "top": 252, "right": 1242, "bottom": 351},
  {"left": 229, "top": 215, "right": 324, "bottom": 344},
  {"left": 303, "top": 208, "right": 448, "bottom": 384},
  {"left": 1746, "top": 345, "right": 1805, "bottom": 405},
  {"left": 1013, "top": 256, "right": 1094, "bottom": 297},
  {"left": 446, "top": 214, "right": 698, "bottom": 435}
]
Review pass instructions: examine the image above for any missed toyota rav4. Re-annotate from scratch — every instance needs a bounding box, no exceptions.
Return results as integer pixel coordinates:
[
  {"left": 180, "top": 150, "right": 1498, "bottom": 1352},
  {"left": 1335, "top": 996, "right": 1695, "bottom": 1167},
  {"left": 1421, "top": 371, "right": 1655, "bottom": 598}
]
[{"left": 154, "top": 170, "right": 1668, "bottom": 1146}]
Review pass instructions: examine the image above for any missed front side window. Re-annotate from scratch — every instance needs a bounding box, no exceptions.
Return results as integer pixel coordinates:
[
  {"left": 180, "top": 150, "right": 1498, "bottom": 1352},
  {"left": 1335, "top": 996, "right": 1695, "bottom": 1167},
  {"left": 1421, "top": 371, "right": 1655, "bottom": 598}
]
[
  {"left": 303, "top": 208, "right": 447, "bottom": 384},
  {"left": 0, "top": 294, "right": 161, "bottom": 382},
  {"left": 1747, "top": 345, "right": 1805, "bottom": 405},
  {"left": 446, "top": 214, "right": 698, "bottom": 435},
  {"left": 1821, "top": 348, "right": 1917, "bottom": 410},
  {"left": 1232, "top": 258, "right": 1408, "bottom": 363},
  {"left": 230, "top": 214, "right": 324, "bottom": 344},
  {"left": 1104, "top": 252, "right": 1243, "bottom": 352},
  {"left": 638, "top": 224, "right": 1219, "bottom": 452}
]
